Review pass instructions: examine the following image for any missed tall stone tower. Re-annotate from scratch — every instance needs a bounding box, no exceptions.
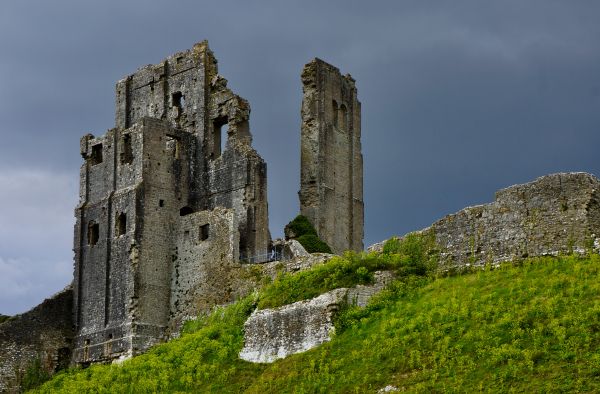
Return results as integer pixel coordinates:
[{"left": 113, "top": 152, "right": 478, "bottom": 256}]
[
  {"left": 72, "top": 42, "right": 270, "bottom": 364},
  {"left": 299, "top": 59, "right": 364, "bottom": 253}
]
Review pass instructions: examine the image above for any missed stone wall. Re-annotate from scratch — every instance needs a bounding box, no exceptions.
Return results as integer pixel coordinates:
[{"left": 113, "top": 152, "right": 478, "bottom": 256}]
[
  {"left": 370, "top": 173, "right": 600, "bottom": 268},
  {"left": 170, "top": 207, "right": 240, "bottom": 333},
  {"left": 0, "top": 287, "right": 73, "bottom": 393},
  {"left": 299, "top": 58, "right": 364, "bottom": 254}
]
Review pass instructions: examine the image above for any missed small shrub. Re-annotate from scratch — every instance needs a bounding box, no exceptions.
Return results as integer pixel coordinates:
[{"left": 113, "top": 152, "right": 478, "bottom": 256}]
[
  {"left": 382, "top": 231, "right": 438, "bottom": 277},
  {"left": 285, "top": 214, "right": 333, "bottom": 253},
  {"left": 284, "top": 215, "right": 317, "bottom": 238},
  {"left": 297, "top": 234, "right": 332, "bottom": 253},
  {"left": 21, "top": 357, "right": 50, "bottom": 391}
]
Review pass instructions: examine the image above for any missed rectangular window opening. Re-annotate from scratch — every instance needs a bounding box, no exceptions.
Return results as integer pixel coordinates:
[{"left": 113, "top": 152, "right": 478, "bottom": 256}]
[
  {"left": 90, "top": 144, "right": 103, "bottom": 165},
  {"left": 172, "top": 92, "right": 184, "bottom": 110},
  {"left": 88, "top": 222, "right": 99, "bottom": 246},
  {"left": 115, "top": 213, "right": 126, "bottom": 236},
  {"left": 200, "top": 224, "right": 209, "bottom": 241}
]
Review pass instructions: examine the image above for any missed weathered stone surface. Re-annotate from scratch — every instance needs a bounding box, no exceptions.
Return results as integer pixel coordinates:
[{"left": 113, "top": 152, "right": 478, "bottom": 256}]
[
  {"left": 370, "top": 173, "right": 600, "bottom": 269},
  {"left": 347, "top": 271, "right": 395, "bottom": 307},
  {"left": 239, "top": 288, "right": 346, "bottom": 363},
  {"left": 72, "top": 41, "right": 271, "bottom": 364},
  {"left": 273, "top": 238, "right": 310, "bottom": 259},
  {"left": 299, "top": 58, "right": 364, "bottom": 254},
  {"left": 239, "top": 271, "right": 393, "bottom": 363},
  {"left": 0, "top": 287, "right": 73, "bottom": 393}
]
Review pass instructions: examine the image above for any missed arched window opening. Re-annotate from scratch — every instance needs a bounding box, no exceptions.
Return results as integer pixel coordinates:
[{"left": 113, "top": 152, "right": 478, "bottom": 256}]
[
  {"left": 212, "top": 117, "right": 228, "bottom": 159},
  {"left": 179, "top": 206, "right": 194, "bottom": 216}
]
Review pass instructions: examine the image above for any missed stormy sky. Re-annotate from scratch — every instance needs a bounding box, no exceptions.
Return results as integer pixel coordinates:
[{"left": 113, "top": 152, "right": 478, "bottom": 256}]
[{"left": 1, "top": 1, "right": 599, "bottom": 315}]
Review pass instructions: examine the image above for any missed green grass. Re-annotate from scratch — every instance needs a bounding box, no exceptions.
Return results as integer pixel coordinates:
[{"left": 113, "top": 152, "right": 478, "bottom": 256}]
[{"left": 34, "top": 253, "right": 600, "bottom": 393}]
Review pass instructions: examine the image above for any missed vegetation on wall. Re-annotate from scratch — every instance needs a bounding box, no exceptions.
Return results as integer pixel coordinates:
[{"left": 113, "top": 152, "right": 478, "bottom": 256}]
[
  {"left": 20, "top": 358, "right": 51, "bottom": 392},
  {"left": 284, "top": 215, "right": 332, "bottom": 253},
  {"left": 0, "top": 314, "right": 10, "bottom": 324},
  {"left": 33, "top": 245, "right": 600, "bottom": 393}
]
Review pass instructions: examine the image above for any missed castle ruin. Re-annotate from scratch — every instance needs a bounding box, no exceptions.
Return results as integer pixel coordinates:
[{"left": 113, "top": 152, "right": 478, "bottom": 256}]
[
  {"left": 72, "top": 41, "right": 271, "bottom": 364},
  {"left": 0, "top": 41, "right": 365, "bottom": 388},
  {"left": 1, "top": 41, "right": 599, "bottom": 392},
  {"left": 299, "top": 59, "right": 364, "bottom": 253}
]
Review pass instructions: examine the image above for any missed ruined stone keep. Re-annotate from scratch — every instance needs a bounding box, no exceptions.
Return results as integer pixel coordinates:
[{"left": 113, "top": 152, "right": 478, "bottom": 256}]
[
  {"left": 0, "top": 41, "right": 366, "bottom": 387},
  {"left": 299, "top": 59, "right": 364, "bottom": 253},
  {"left": 72, "top": 41, "right": 270, "bottom": 364}
]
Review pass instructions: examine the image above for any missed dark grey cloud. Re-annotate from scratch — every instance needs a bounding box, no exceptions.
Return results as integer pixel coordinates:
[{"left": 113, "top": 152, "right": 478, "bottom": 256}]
[{"left": 1, "top": 1, "right": 599, "bottom": 314}]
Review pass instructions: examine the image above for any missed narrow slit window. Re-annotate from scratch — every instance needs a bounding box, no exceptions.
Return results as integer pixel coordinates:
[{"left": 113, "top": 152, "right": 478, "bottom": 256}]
[
  {"left": 120, "top": 134, "right": 133, "bottom": 165},
  {"left": 105, "top": 334, "right": 113, "bottom": 356},
  {"left": 200, "top": 224, "right": 209, "bottom": 241},
  {"left": 159, "top": 200, "right": 164, "bottom": 207},
  {"left": 338, "top": 104, "right": 348, "bottom": 132},
  {"left": 332, "top": 100, "right": 338, "bottom": 127},
  {"left": 83, "top": 339, "right": 90, "bottom": 360},
  {"left": 90, "top": 144, "right": 103, "bottom": 165},
  {"left": 212, "top": 117, "right": 228, "bottom": 159}
]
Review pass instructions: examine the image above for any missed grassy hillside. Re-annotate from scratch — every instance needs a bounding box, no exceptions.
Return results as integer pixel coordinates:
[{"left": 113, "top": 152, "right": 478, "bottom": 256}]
[{"left": 34, "top": 252, "right": 600, "bottom": 393}]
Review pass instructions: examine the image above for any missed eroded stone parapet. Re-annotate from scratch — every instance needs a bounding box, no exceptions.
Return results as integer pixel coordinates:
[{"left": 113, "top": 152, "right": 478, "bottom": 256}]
[
  {"left": 370, "top": 172, "right": 600, "bottom": 268},
  {"left": 299, "top": 58, "right": 364, "bottom": 254},
  {"left": 434, "top": 172, "right": 600, "bottom": 268}
]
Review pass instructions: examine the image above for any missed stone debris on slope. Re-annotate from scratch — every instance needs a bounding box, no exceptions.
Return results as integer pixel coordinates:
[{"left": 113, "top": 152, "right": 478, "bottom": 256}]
[{"left": 239, "top": 271, "right": 394, "bottom": 363}]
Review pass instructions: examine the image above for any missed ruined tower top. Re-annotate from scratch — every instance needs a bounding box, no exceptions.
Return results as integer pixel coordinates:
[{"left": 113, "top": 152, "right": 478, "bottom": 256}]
[{"left": 299, "top": 58, "right": 364, "bottom": 253}]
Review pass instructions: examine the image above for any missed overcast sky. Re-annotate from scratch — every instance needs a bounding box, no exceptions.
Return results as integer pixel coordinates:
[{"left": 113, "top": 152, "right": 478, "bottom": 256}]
[{"left": 1, "top": 1, "right": 599, "bottom": 315}]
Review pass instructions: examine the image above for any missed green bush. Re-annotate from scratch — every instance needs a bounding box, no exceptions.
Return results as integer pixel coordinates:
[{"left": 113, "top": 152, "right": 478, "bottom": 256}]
[
  {"left": 21, "top": 357, "right": 50, "bottom": 391},
  {"left": 284, "top": 215, "right": 316, "bottom": 237},
  {"left": 284, "top": 215, "right": 332, "bottom": 253},
  {"left": 382, "top": 231, "right": 438, "bottom": 276},
  {"left": 297, "top": 234, "right": 332, "bottom": 253}
]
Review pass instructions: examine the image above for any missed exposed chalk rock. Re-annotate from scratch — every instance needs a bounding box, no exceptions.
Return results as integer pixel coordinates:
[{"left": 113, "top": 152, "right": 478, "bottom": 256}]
[
  {"left": 240, "top": 288, "right": 347, "bottom": 363},
  {"left": 240, "top": 271, "right": 394, "bottom": 363}
]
